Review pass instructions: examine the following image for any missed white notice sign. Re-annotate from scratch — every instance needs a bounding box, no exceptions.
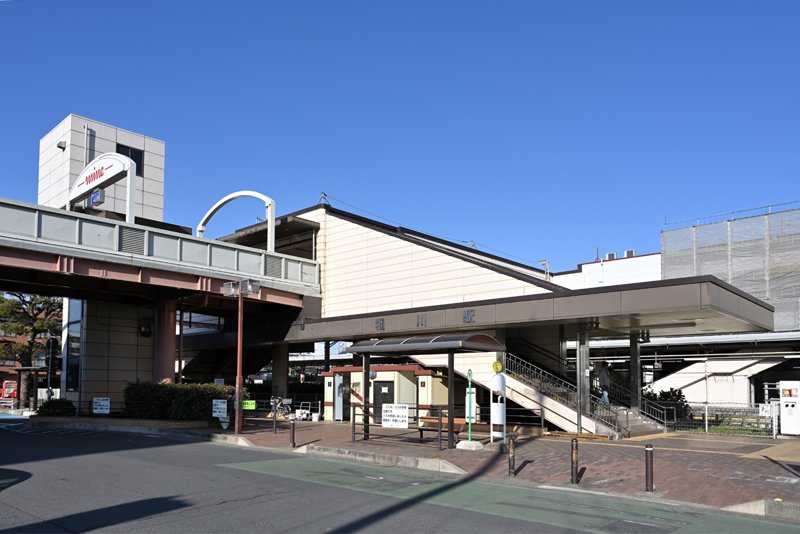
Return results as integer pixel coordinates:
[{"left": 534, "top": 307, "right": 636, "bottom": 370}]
[
  {"left": 465, "top": 387, "right": 477, "bottom": 423},
  {"left": 92, "top": 397, "right": 110, "bottom": 414},
  {"left": 212, "top": 399, "right": 228, "bottom": 418},
  {"left": 381, "top": 403, "right": 409, "bottom": 429}
]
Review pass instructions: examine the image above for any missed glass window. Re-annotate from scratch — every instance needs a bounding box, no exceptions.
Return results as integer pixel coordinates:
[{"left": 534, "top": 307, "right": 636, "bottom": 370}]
[
  {"left": 116, "top": 144, "right": 145, "bottom": 177},
  {"left": 65, "top": 299, "right": 83, "bottom": 392}
]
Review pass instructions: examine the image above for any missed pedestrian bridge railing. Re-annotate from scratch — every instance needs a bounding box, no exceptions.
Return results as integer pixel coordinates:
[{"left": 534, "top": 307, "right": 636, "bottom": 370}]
[{"left": 0, "top": 198, "right": 320, "bottom": 295}]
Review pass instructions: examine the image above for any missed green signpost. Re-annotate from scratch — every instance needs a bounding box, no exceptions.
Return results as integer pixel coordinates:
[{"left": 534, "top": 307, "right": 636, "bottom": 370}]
[
  {"left": 467, "top": 369, "right": 473, "bottom": 441},
  {"left": 242, "top": 400, "right": 256, "bottom": 410}
]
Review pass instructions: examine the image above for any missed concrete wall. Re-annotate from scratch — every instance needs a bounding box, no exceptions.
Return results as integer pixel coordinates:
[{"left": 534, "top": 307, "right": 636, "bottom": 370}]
[
  {"left": 62, "top": 301, "right": 155, "bottom": 412},
  {"left": 38, "top": 114, "right": 165, "bottom": 221},
  {"left": 553, "top": 253, "right": 661, "bottom": 289},
  {"left": 299, "top": 208, "right": 551, "bottom": 318}
]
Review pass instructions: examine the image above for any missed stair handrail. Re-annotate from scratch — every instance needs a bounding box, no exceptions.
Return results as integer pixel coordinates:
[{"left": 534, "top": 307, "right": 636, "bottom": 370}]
[
  {"left": 607, "top": 381, "right": 672, "bottom": 427},
  {"left": 505, "top": 353, "right": 620, "bottom": 433},
  {"left": 507, "top": 338, "right": 567, "bottom": 374}
]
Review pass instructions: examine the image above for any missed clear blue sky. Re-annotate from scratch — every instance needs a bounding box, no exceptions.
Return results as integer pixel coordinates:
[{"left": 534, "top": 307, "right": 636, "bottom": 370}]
[{"left": 2, "top": 1, "right": 798, "bottom": 272}]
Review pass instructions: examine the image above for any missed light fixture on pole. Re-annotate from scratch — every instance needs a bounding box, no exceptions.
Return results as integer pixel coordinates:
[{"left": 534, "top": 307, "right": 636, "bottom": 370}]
[{"left": 224, "top": 279, "right": 261, "bottom": 435}]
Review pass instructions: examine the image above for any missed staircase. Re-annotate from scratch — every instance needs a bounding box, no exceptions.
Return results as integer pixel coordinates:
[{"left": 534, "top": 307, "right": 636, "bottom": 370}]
[
  {"left": 607, "top": 382, "right": 670, "bottom": 437},
  {"left": 410, "top": 352, "right": 626, "bottom": 438}
]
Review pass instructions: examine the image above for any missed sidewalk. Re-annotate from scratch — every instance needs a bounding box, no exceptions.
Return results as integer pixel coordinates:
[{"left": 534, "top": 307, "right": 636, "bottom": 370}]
[
  {"left": 228, "top": 418, "right": 800, "bottom": 511},
  {"left": 27, "top": 415, "right": 800, "bottom": 513}
]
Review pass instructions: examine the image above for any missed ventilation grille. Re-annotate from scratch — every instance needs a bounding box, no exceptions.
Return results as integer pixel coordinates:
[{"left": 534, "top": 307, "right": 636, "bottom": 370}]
[
  {"left": 266, "top": 256, "right": 283, "bottom": 278},
  {"left": 119, "top": 227, "right": 145, "bottom": 255}
]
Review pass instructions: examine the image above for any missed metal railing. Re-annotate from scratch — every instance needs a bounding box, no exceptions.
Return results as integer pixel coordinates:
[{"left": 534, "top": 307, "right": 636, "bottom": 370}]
[
  {"left": 608, "top": 382, "right": 672, "bottom": 427},
  {"left": 351, "top": 405, "right": 454, "bottom": 450},
  {"left": 0, "top": 197, "right": 320, "bottom": 294},
  {"left": 505, "top": 353, "right": 620, "bottom": 434},
  {"left": 665, "top": 402, "right": 776, "bottom": 438}
]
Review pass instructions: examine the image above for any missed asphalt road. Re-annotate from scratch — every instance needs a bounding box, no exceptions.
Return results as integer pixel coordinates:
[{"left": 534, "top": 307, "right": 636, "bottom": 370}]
[{"left": 0, "top": 419, "right": 796, "bottom": 533}]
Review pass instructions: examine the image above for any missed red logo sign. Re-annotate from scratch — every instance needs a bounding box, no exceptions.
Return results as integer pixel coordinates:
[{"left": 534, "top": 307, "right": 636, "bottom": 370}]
[{"left": 79, "top": 164, "right": 114, "bottom": 187}]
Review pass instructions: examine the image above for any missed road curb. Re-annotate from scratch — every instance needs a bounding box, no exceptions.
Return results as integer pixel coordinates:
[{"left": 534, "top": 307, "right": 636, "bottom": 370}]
[
  {"left": 723, "top": 499, "right": 800, "bottom": 521},
  {"left": 26, "top": 419, "right": 255, "bottom": 447},
  {"left": 303, "top": 444, "right": 467, "bottom": 475}
]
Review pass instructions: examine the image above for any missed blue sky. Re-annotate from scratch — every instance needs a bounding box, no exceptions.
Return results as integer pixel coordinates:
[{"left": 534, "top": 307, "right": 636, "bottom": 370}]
[{"left": 2, "top": 1, "right": 798, "bottom": 271}]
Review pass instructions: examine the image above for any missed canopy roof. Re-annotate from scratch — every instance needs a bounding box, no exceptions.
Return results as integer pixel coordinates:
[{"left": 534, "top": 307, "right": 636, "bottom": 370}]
[{"left": 345, "top": 333, "right": 505, "bottom": 356}]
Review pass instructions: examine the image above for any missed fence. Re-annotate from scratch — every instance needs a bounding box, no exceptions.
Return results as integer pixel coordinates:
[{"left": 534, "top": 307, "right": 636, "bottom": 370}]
[
  {"left": 350, "top": 403, "right": 545, "bottom": 450},
  {"left": 660, "top": 402, "right": 776, "bottom": 438}
]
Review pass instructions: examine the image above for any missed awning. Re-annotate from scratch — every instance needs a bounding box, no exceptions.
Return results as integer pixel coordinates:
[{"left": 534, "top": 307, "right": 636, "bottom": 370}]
[{"left": 345, "top": 333, "right": 505, "bottom": 356}]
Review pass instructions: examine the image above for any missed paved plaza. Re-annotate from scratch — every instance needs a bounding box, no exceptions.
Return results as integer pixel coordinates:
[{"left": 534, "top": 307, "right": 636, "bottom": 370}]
[{"left": 180, "top": 417, "right": 800, "bottom": 511}]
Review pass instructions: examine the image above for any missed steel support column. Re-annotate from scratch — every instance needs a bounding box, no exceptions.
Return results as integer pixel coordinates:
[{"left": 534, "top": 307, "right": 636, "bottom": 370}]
[
  {"left": 576, "top": 330, "right": 590, "bottom": 433},
  {"left": 630, "top": 331, "right": 642, "bottom": 411},
  {"left": 362, "top": 353, "right": 370, "bottom": 441},
  {"left": 448, "top": 349, "right": 455, "bottom": 449},
  {"left": 235, "top": 290, "right": 244, "bottom": 435}
]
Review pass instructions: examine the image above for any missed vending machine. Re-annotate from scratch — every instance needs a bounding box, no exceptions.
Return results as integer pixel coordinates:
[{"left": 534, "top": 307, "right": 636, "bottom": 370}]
[
  {"left": 779, "top": 381, "right": 799, "bottom": 436},
  {"left": 1, "top": 380, "right": 17, "bottom": 398}
]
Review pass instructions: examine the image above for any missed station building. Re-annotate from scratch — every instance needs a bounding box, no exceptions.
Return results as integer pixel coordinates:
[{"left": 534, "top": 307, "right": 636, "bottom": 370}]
[{"left": 2, "top": 113, "right": 795, "bottom": 437}]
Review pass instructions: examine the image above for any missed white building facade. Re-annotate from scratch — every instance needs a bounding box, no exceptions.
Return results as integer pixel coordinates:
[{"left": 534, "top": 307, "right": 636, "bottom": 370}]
[{"left": 38, "top": 114, "right": 165, "bottom": 221}]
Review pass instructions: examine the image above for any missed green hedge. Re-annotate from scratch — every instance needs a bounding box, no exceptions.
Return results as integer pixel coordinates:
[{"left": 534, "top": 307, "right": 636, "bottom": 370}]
[
  {"left": 123, "top": 382, "right": 243, "bottom": 421},
  {"left": 37, "top": 398, "right": 76, "bottom": 416}
]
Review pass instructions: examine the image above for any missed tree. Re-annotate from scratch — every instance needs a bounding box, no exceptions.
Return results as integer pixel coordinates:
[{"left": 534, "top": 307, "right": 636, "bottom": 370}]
[
  {"left": 0, "top": 293, "right": 62, "bottom": 408},
  {"left": 642, "top": 386, "right": 691, "bottom": 420}
]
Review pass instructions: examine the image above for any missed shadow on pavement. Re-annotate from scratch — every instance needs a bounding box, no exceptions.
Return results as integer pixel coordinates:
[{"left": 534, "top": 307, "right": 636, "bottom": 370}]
[
  {"left": 514, "top": 459, "right": 534, "bottom": 476},
  {"left": 576, "top": 466, "right": 587, "bottom": 483},
  {"left": 0, "top": 424, "right": 196, "bottom": 468},
  {"left": 764, "top": 456, "right": 800, "bottom": 478},
  {"left": 0, "top": 496, "right": 190, "bottom": 533},
  {"left": 0, "top": 468, "right": 31, "bottom": 493}
]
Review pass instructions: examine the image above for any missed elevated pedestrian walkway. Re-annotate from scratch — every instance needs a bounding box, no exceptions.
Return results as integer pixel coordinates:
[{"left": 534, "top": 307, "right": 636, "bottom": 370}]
[{"left": 0, "top": 197, "right": 320, "bottom": 300}]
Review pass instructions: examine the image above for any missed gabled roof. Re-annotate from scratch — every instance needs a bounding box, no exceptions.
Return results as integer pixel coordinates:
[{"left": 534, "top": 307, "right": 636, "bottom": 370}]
[{"left": 289, "top": 204, "right": 569, "bottom": 293}]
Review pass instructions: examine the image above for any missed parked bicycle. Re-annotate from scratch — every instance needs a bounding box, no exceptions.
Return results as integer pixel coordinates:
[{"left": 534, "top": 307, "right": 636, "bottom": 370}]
[{"left": 270, "top": 396, "right": 292, "bottom": 418}]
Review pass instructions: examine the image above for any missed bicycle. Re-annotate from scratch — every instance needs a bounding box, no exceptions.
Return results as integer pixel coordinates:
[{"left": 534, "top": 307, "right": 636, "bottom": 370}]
[{"left": 270, "top": 396, "right": 292, "bottom": 418}]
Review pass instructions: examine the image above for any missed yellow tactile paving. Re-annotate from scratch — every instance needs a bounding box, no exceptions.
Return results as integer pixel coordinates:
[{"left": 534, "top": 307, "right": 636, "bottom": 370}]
[{"left": 742, "top": 440, "right": 800, "bottom": 462}]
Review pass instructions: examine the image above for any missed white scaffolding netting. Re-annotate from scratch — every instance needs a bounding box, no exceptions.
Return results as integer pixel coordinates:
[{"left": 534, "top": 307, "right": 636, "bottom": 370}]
[{"left": 662, "top": 208, "right": 800, "bottom": 331}]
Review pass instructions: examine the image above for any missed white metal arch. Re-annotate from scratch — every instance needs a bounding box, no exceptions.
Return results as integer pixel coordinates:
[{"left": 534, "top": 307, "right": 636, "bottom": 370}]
[
  {"left": 196, "top": 190, "right": 275, "bottom": 252},
  {"left": 68, "top": 153, "right": 137, "bottom": 223}
]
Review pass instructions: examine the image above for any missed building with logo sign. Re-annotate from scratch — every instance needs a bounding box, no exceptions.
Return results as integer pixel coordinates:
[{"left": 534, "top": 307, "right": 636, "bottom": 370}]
[{"left": 2, "top": 113, "right": 796, "bottom": 437}]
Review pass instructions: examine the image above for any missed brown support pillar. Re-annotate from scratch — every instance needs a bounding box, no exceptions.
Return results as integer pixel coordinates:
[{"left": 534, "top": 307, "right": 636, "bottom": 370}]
[
  {"left": 235, "top": 289, "right": 244, "bottom": 435},
  {"left": 154, "top": 299, "right": 177, "bottom": 383},
  {"left": 177, "top": 298, "right": 184, "bottom": 384},
  {"left": 272, "top": 344, "right": 289, "bottom": 399}
]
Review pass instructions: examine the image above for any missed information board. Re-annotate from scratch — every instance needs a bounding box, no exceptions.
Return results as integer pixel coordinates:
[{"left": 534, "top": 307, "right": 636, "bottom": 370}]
[
  {"left": 242, "top": 400, "right": 256, "bottom": 410},
  {"left": 212, "top": 399, "right": 228, "bottom": 418},
  {"left": 92, "top": 397, "right": 110, "bottom": 414},
  {"left": 381, "top": 403, "right": 408, "bottom": 428},
  {"left": 465, "top": 387, "right": 477, "bottom": 423}
]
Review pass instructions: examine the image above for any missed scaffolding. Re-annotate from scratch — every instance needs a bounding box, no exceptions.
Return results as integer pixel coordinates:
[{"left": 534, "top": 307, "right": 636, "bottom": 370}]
[{"left": 662, "top": 206, "right": 800, "bottom": 331}]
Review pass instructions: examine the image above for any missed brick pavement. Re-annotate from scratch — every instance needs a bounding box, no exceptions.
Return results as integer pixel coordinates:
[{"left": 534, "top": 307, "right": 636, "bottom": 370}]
[{"left": 231, "top": 418, "right": 800, "bottom": 509}]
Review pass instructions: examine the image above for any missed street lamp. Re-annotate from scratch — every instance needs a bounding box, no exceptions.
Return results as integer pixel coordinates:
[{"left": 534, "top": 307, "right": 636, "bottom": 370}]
[{"left": 223, "top": 279, "right": 261, "bottom": 435}]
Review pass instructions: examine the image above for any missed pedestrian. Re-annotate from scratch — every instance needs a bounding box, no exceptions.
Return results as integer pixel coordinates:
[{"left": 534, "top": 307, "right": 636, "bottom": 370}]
[{"left": 598, "top": 361, "right": 611, "bottom": 406}]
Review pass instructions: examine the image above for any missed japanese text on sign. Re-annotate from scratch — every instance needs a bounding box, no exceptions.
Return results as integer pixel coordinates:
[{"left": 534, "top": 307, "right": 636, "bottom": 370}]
[{"left": 381, "top": 403, "right": 409, "bottom": 429}]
